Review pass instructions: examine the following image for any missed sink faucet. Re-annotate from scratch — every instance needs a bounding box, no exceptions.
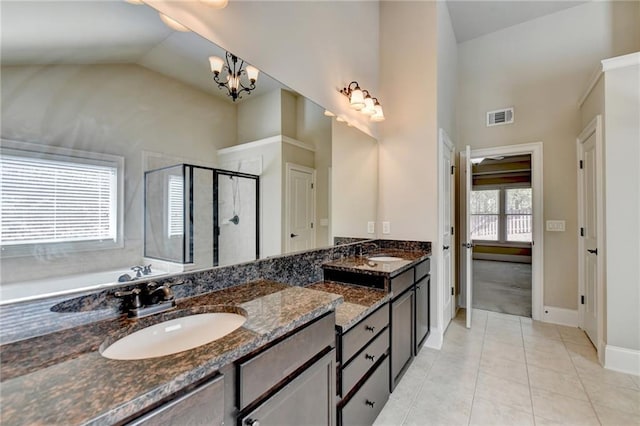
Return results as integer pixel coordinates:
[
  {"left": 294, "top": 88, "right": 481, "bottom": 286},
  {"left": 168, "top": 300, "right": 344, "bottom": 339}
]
[{"left": 114, "top": 281, "right": 178, "bottom": 318}]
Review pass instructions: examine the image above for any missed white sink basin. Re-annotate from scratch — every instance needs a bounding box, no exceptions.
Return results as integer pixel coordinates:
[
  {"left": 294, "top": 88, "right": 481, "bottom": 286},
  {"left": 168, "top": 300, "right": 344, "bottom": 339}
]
[
  {"left": 101, "top": 312, "right": 247, "bottom": 360},
  {"left": 368, "top": 256, "right": 403, "bottom": 262}
]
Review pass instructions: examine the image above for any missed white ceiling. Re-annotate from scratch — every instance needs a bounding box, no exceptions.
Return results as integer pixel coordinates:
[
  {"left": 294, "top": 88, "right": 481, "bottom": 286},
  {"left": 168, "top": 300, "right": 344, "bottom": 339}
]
[
  {"left": 0, "top": 1, "right": 287, "bottom": 103},
  {"left": 446, "top": 1, "right": 588, "bottom": 43}
]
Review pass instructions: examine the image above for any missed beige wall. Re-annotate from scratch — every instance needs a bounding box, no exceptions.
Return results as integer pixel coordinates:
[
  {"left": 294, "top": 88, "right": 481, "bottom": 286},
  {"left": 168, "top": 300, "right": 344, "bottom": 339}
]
[
  {"left": 603, "top": 57, "right": 640, "bottom": 352},
  {"left": 378, "top": 1, "right": 438, "bottom": 242},
  {"left": 331, "top": 121, "right": 378, "bottom": 239},
  {"left": 456, "top": 1, "right": 640, "bottom": 310},
  {"left": 1, "top": 64, "right": 235, "bottom": 283},
  {"left": 296, "top": 98, "right": 332, "bottom": 247},
  {"left": 236, "top": 90, "right": 282, "bottom": 144}
]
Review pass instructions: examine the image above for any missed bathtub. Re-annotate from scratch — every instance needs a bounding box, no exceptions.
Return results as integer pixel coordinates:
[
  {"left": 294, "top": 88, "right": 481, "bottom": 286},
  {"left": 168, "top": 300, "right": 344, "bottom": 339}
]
[{"left": 0, "top": 267, "right": 168, "bottom": 305}]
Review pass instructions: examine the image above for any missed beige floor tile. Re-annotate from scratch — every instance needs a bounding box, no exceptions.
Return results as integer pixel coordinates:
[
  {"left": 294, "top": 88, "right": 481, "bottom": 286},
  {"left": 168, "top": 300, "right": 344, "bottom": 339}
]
[
  {"left": 482, "top": 338, "right": 526, "bottom": 363},
  {"left": 487, "top": 316, "right": 523, "bottom": 332},
  {"left": 523, "top": 334, "right": 568, "bottom": 355},
  {"left": 534, "top": 416, "right": 589, "bottom": 426},
  {"left": 488, "top": 311, "right": 522, "bottom": 322},
  {"left": 557, "top": 326, "right": 593, "bottom": 346},
  {"left": 581, "top": 377, "right": 640, "bottom": 416},
  {"left": 425, "top": 362, "right": 479, "bottom": 394},
  {"left": 527, "top": 365, "right": 588, "bottom": 401},
  {"left": 525, "top": 346, "right": 575, "bottom": 373},
  {"left": 573, "top": 356, "right": 639, "bottom": 389},
  {"left": 485, "top": 328, "right": 524, "bottom": 346},
  {"left": 520, "top": 316, "right": 533, "bottom": 325},
  {"left": 593, "top": 403, "right": 640, "bottom": 426},
  {"left": 631, "top": 374, "right": 640, "bottom": 390},
  {"left": 479, "top": 354, "right": 529, "bottom": 385},
  {"left": 403, "top": 382, "right": 473, "bottom": 426},
  {"left": 469, "top": 396, "right": 534, "bottom": 426},
  {"left": 530, "top": 387, "right": 599, "bottom": 425},
  {"left": 521, "top": 322, "right": 562, "bottom": 340},
  {"left": 374, "top": 397, "right": 411, "bottom": 426},
  {"left": 564, "top": 341, "right": 598, "bottom": 361},
  {"left": 474, "top": 372, "right": 532, "bottom": 413}
]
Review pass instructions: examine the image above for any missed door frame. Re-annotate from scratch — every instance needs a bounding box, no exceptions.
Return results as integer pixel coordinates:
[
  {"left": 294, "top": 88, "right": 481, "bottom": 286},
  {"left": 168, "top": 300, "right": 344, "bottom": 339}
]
[
  {"left": 438, "top": 129, "right": 456, "bottom": 337},
  {"left": 285, "top": 162, "right": 316, "bottom": 253},
  {"left": 577, "top": 115, "right": 604, "bottom": 362},
  {"left": 461, "top": 142, "right": 544, "bottom": 321}
]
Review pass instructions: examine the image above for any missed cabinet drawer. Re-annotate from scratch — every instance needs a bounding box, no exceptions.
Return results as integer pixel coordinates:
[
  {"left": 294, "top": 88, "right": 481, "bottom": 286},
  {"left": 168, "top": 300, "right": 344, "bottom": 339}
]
[
  {"left": 238, "top": 312, "right": 335, "bottom": 410},
  {"left": 415, "top": 258, "right": 430, "bottom": 281},
  {"left": 342, "top": 305, "right": 389, "bottom": 364},
  {"left": 129, "top": 374, "right": 224, "bottom": 426},
  {"left": 390, "top": 268, "right": 413, "bottom": 296},
  {"left": 341, "top": 327, "right": 389, "bottom": 396},
  {"left": 340, "top": 356, "right": 390, "bottom": 426},
  {"left": 238, "top": 349, "right": 335, "bottom": 426}
]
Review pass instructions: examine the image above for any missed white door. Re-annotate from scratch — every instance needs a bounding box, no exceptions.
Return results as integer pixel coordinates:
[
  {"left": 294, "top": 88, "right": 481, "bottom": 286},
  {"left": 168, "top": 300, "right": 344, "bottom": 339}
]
[
  {"left": 439, "top": 129, "right": 456, "bottom": 331},
  {"left": 461, "top": 145, "right": 473, "bottom": 328},
  {"left": 578, "top": 117, "right": 601, "bottom": 347},
  {"left": 286, "top": 164, "right": 315, "bottom": 253}
]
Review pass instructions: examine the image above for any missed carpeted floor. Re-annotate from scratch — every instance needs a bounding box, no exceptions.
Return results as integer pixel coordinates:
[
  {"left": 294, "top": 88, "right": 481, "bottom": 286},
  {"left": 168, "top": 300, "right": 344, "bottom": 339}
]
[{"left": 472, "top": 260, "right": 532, "bottom": 317}]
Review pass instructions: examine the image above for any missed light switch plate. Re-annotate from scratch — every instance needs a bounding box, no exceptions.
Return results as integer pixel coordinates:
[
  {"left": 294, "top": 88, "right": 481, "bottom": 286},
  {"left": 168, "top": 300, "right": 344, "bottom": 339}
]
[
  {"left": 382, "top": 221, "right": 391, "bottom": 234},
  {"left": 367, "top": 221, "right": 375, "bottom": 234},
  {"left": 546, "top": 220, "right": 565, "bottom": 232}
]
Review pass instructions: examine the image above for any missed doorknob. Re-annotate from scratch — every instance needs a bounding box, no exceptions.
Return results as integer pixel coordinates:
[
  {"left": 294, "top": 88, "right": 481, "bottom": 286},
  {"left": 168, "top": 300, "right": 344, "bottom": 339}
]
[
  {"left": 587, "top": 248, "right": 598, "bottom": 255},
  {"left": 443, "top": 245, "right": 450, "bottom": 250},
  {"left": 290, "top": 233, "right": 298, "bottom": 238}
]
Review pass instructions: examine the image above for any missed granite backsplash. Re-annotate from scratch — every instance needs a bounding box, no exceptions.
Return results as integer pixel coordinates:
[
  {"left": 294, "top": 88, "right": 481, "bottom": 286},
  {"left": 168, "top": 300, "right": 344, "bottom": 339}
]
[{"left": 0, "top": 239, "right": 430, "bottom": 344}]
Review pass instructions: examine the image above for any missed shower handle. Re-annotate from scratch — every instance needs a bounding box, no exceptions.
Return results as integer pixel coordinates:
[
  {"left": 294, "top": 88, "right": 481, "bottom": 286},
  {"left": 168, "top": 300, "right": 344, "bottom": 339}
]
[{"left": 290, "top": 233, "right": 299, "bottom": 238}]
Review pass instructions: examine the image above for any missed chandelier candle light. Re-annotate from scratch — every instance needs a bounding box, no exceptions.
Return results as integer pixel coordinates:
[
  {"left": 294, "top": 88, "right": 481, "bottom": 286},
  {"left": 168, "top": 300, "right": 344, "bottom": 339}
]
[
  {"left": 340, "top": 81, "right": 385, "bottom": 122},
  {"left": 209, "top": 52, "right": 259, "bottom": 102}
]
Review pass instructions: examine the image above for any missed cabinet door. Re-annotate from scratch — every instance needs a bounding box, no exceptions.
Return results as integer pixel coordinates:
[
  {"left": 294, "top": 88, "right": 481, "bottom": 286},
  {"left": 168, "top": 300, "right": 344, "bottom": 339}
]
[
  {"left": 415, "top": 276, "right": 430, "bottom": 354},
  {"left": 391, "top": 289, "right": 414, "bottom": 390},
  {"left": 128, "top": 374, "right": 224, "bottom": 426},
  {"left": 238, "top": 349, "right": 336, "bottom": 426}
]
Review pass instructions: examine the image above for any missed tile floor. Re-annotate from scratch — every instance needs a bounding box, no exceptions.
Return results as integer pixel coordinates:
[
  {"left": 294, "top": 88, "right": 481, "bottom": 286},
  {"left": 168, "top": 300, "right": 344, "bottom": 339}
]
[{"left": 374, "top": 309, "right": 640, "bottom": 426}]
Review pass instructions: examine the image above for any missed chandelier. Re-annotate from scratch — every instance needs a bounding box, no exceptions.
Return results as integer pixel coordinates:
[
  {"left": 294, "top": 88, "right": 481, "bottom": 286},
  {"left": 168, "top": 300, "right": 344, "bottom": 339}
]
[{"left": 209, "top": 52, "right": 259, "bottom": 102}]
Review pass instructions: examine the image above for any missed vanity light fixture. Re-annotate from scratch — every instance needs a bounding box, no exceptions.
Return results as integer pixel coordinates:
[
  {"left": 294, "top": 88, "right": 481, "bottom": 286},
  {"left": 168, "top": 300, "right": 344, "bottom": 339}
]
[
  {"left": 340, "top": 81, "right": 385, "bottom": 122},
  {"left": 209, "top": 52, "right": 259, "bottom": 102}
]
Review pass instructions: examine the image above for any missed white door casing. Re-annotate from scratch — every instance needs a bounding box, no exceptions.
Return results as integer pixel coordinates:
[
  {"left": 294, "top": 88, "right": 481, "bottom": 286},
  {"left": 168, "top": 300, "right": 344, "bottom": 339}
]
[
  {"left": 466, "top": 142, "right": 544, "bottom": 321},
  {"left": 577, "top": 115, "right": 604, "bottom": 356},
  {"left": 285, "top": 163, "right": 316, "bottom": 253},
  {"left": 463, "top": 145, "right": 473, "bottom": 329},
  {"left": 439, "top": 129, "right": 456, "bottom": 334}
]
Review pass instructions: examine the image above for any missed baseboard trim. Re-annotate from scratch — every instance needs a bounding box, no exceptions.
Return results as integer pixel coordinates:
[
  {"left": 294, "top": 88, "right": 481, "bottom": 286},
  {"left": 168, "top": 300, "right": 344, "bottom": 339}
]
[
  {"left": 605, "top": 345, "right": 640, "bottom": 376},
  {"left": 424, "top": 326, "right": 443, "bottom": 350},
  {"left": 542, "top": 306, "right": 578, "bottom": 327}
]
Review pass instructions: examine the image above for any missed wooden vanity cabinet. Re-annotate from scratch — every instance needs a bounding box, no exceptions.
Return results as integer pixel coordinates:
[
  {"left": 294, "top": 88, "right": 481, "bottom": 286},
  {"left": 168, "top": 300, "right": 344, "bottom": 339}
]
[
  {"left": 127, "top": 374, "right": 224, "bottom": 426},
  {"left": 336, "top": 303, "right": 390, "bottom": 426},
  {"left": 391, "top": 285, "right": 414, "bottom": 390},
  {"left": 236, "top": 311, "right": 336, "bottom": 426},
  {"left": 414, "top": 274, "right": 431, "bottom": 355}
]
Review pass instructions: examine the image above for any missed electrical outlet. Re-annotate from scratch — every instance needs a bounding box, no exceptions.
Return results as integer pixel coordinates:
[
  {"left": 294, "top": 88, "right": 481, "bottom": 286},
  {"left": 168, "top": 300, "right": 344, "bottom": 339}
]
[
  {"left": 546, "top": 220, "right": 565, "bottom": 232},
  {"left": 367, "top": 221, "right": 375, "bottom": 234},
  {"left": 382, "top": 221, "right": 391, "bottom": 234}
]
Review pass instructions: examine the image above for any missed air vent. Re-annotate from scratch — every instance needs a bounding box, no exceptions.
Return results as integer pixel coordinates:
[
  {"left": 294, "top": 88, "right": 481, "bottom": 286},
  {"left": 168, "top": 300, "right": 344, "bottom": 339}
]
[{"left": 486, "top": 107, "right": 514, "bottom": 127}]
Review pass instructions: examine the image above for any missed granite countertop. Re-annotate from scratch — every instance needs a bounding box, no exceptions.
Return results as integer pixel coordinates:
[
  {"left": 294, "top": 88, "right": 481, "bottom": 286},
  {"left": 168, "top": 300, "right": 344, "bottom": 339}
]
[
  {"left": 0, "top": 281, "right": 342, "bottom": 426},
  {"left": 306, "top": 281, "right": 390, "bottom": 333},
  {"left": 321, "top": 249, "right": 430, "bottom": 278}
]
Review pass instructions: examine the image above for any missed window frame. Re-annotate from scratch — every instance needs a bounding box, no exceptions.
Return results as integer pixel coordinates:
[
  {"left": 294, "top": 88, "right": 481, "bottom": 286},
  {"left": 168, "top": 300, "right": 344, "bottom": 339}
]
[
  {"left": 0, "top": 139, "right": 124, "bottom": 258},
  {"left": 471, "top": 183, "right": 532, "bottom": 247}
]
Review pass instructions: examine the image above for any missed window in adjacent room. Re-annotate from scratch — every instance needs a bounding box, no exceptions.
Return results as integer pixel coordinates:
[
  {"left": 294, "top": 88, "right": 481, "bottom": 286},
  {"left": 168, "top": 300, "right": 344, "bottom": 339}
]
[
  {"left": 470, "top": 186, "right": 532, "bottom": 243},
  {"left": 0, "top": 140, "right": 124, "bottom": 256}
]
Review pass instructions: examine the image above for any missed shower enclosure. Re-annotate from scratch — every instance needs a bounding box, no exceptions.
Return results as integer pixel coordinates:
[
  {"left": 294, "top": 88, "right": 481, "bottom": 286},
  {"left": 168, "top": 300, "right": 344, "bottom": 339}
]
[{"left": 144, "top": 164, "right": 259, "bottom": 269}]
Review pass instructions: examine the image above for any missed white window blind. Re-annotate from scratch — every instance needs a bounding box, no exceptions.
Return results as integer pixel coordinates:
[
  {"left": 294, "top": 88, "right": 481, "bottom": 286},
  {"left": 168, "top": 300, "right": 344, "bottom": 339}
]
[
  {"left": 1, "top": 151, "right": 118, "bottom": 246},
  {"left": 167, "top": 174, "right": 184, "bottom": 237}
]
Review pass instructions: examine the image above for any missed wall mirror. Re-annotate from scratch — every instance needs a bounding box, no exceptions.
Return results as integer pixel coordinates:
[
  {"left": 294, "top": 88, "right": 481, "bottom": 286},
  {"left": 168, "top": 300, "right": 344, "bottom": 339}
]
[{"left": 0, "top": 1, "right": 378, "bottom": 303}]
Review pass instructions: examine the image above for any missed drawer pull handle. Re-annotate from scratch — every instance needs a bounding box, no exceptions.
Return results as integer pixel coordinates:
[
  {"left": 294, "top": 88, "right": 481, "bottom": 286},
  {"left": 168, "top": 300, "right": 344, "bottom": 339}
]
[
  {"left": 365, "top": 400, "right": 375, "bottom": 408},
  {"left": 365, "top": 325, "right": 375, "bottom": 333},
  {"left": 365, "top": 353, "right": 375, "bottom": 362}
]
